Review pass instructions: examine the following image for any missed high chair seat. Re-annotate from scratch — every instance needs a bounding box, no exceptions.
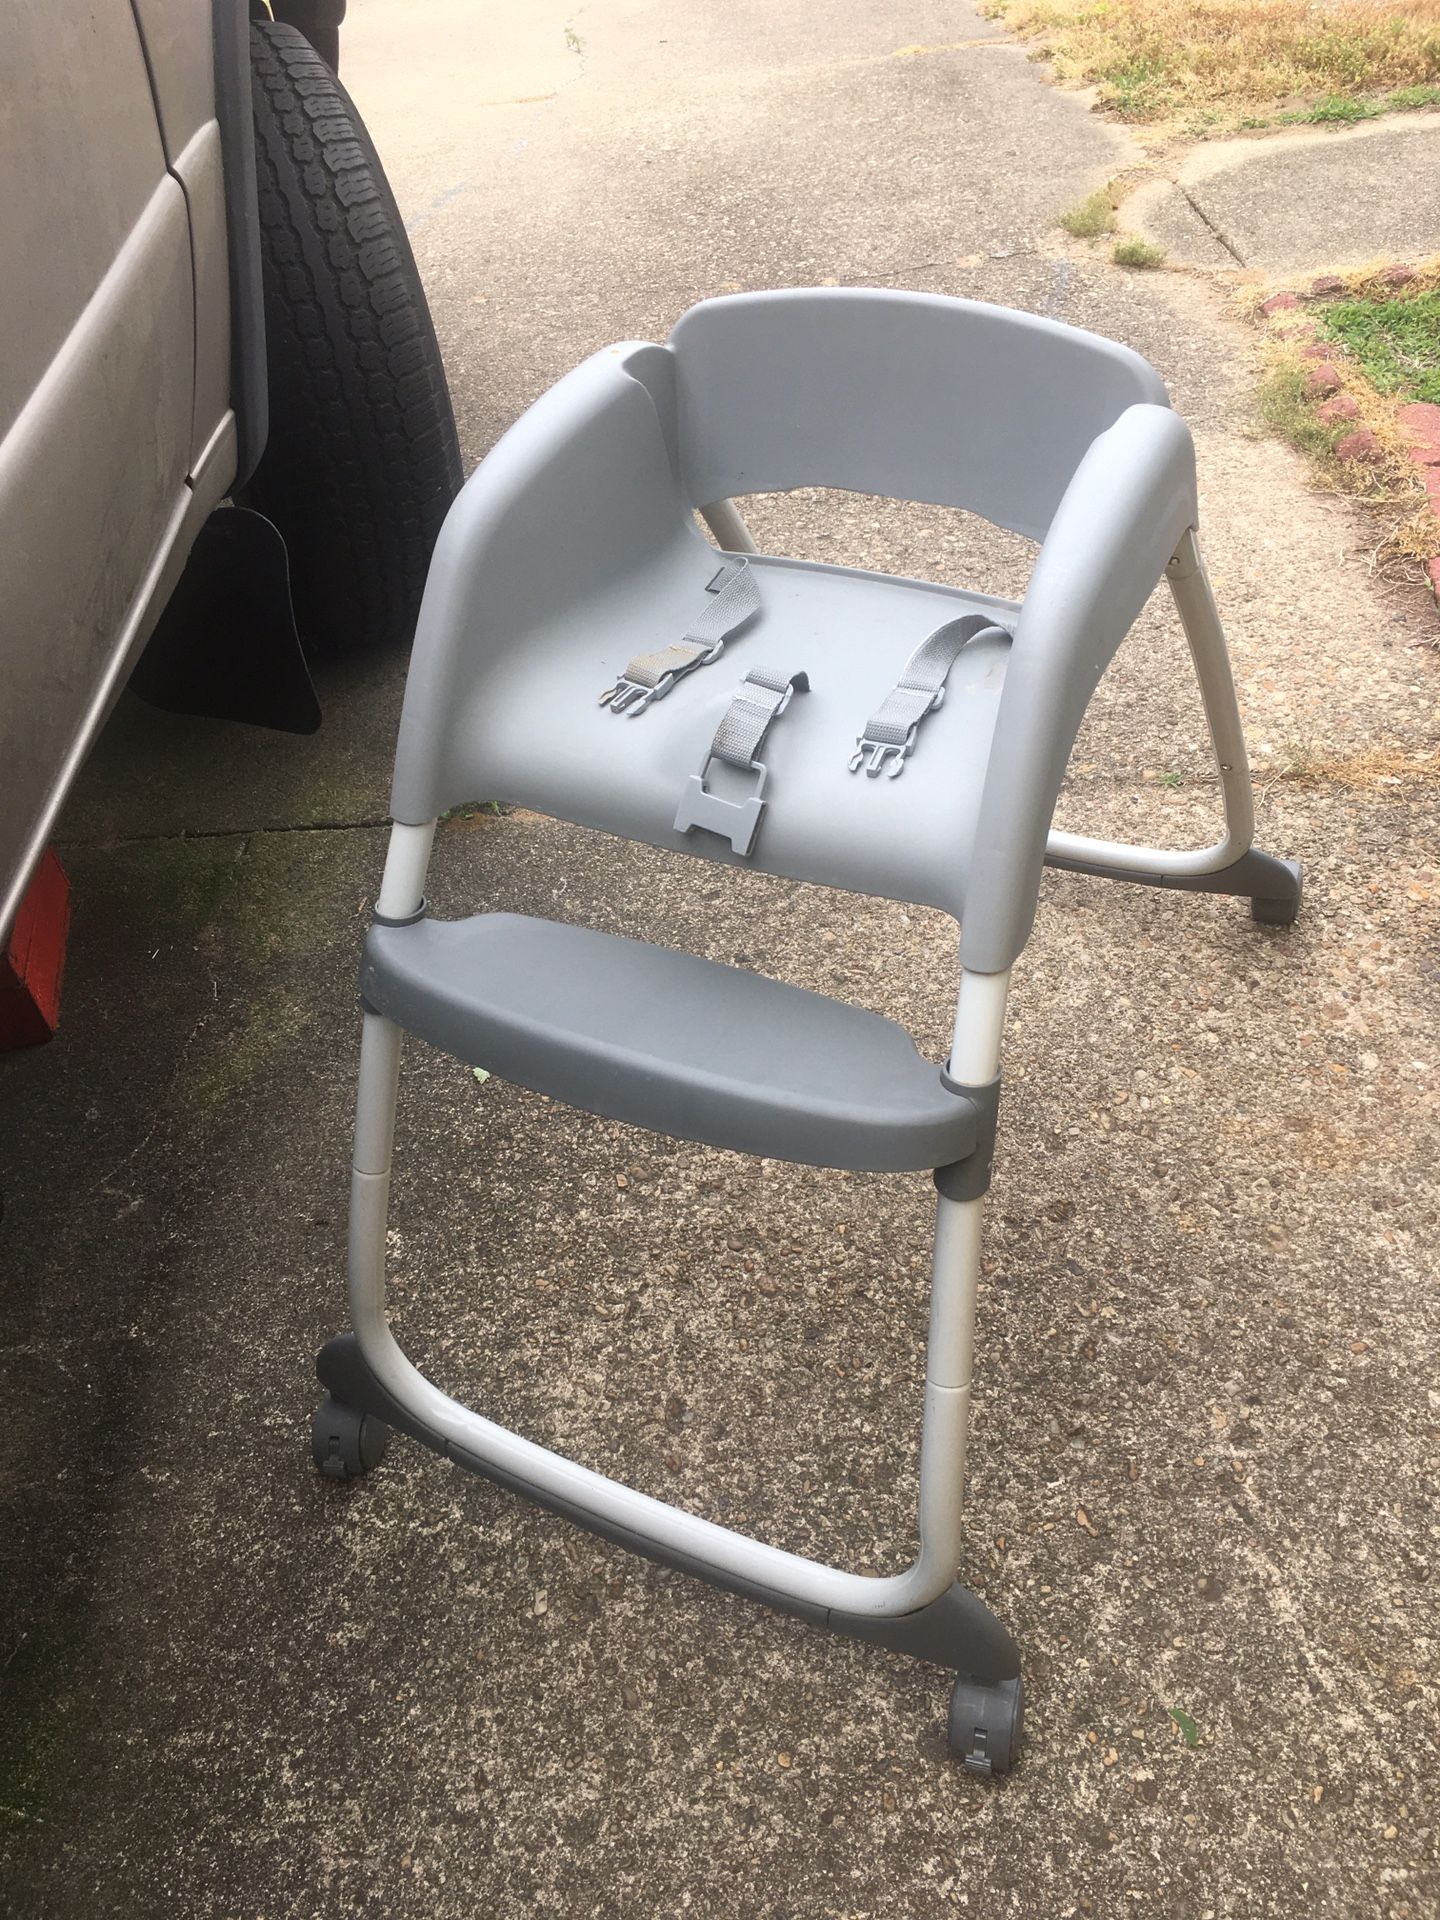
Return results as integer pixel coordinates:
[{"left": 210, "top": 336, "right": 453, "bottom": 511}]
[
  {"left": 439, "top": 547, "right": 1017, "bottom": 919},
  {"left": 385, "top": 293, "right": 1200, "bottom": 960}
]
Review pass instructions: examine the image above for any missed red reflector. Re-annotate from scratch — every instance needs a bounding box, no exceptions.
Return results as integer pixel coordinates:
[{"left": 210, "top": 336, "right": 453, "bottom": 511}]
[{"left": 2, "top": 850, "right": 71, "bottom": 1049}]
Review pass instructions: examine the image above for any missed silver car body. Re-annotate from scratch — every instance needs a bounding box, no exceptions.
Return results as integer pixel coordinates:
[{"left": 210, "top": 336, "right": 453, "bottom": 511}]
[{"left": 0, "top": 1, "right": 246, "bottom": 936}]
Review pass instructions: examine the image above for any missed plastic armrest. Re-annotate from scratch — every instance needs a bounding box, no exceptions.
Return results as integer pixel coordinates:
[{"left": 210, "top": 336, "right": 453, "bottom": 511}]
[
  {"left": 959, "top": 403, "right": 1199, "bottom": 972},
  {"left": 388, "top": 342, "right": 690, "bottom": 824}
]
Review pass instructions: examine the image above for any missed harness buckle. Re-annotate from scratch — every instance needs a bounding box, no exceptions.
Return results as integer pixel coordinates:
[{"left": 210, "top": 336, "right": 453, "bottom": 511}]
[
  {"left": 673, "top": 760, "right": 770, "bottom": 856},
  {"left": 674, "top": 668, "right": 808, "bottom": 856},
  {"left": 848, "top": 687, "right": 945, "bottom": 778},
  {"left": 601, "top": 640, "right": 722, "bottom": 715},
  {"left": 849, "top": 724, "right": 918, "bottom": 779}
]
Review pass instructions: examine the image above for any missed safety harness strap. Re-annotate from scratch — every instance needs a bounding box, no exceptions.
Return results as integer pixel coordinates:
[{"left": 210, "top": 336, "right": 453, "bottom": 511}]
[
  {"left": 603, "top": 558, "right": 761, "bottom": 714},
  {"left": 709, "top": 665, "right": 804, "bottom": 770},
  {"left": 674, "top": 667, "right": 809, "bottom": 856},
  {"left": 850, "top": 613, "right": 1011, "bottom": 778}
]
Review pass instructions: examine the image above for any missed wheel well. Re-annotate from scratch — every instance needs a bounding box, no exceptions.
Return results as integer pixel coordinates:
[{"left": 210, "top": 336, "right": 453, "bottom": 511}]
[{"left": 215, "top": 1, "right": 269, "bottom": 483}]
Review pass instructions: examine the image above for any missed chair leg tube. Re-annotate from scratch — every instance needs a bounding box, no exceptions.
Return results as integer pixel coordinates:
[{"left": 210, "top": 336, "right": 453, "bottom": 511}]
[
  {"left": 1165, "top": 528, "right": 1255, "bottom": 855},
  {"left": 698, "top": 497, "right": 758, "bottom": 553},
  {"left": 909, "top": 1195, "right": 984, "bottom": 1592},
  {"left": 376, "top": 820, "right": 436, "bottom": 920},
  {"left": 321, "top": 975, "right": 1015, "bottom": 1634},
  {"left": 911, "top": 964, "right": 1010, "bottom": 1573},
  {"left": 1043, "top": 533, "right": 1300, "bottom": 922},
  {"left": 351, "top": 1012, "right": 402, "bottom": 1176}
]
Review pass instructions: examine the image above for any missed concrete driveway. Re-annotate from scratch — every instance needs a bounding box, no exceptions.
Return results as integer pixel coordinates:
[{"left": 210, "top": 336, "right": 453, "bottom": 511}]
[{"left": 2, "top": 3, "right": 1437, "bottom": 1916}]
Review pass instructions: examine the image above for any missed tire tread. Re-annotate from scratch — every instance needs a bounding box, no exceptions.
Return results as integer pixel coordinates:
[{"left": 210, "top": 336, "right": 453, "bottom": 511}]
[{"left": 246, "top": 21, "right": 462, "bottom": 653}]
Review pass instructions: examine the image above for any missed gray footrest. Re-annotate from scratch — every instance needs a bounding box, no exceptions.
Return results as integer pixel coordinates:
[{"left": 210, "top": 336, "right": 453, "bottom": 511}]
[{"left": 361, "top": 912, "right": 978, "bottom": 1172}]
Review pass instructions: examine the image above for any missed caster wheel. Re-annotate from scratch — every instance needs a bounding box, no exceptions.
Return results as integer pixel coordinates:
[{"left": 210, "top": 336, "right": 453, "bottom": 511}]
[
  {"left": 1251, "top": 860, "right": 1302, "bottom": 926},
  {"left": 948, "top": 1673, "right": 1024, "bottom": 1776},
  {"left": 311, "top": 1396, "right": 389, "bottom": 1481}
]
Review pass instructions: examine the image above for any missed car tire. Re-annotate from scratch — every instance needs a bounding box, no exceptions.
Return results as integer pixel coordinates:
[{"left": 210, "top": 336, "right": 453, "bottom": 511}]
[
  {"left": 245, "top": 21, "right": 462, "bottom": 656},
  {"left": 276, "top": 2, "right": 341, "bottom": 71}
]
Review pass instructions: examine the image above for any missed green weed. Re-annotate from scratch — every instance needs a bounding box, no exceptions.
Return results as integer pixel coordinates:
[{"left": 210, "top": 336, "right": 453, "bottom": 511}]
[
  {"left": 1112, "top": 233, "right": 1166, "bottom": 267},
  {"left": 1258, "top": 361, "right": 1348, "bottom": 463},
  {"left": 1059, "top": 188, "right": 1119, "bottom": 236},
  {"left": 1168, "top": 1706, "right": 1202, "bottom": 1748}
]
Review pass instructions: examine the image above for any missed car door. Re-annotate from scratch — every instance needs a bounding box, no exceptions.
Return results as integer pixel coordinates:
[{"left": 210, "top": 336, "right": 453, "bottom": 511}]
[{"left": 0, "top": 2, "right": 197, "bottom": 935}]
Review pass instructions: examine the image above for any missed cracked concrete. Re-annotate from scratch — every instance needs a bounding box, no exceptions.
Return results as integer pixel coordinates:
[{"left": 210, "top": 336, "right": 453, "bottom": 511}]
[
  {"left": 1130, "top": 115, "right": 1440, "bottom": 271},
  {"left": 2, "top": 2, "right": 1438, "bottom": 1917}
]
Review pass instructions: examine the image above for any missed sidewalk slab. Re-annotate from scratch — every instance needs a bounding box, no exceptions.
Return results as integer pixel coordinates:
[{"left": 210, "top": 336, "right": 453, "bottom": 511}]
[
  {"left": 1126, "top": 180, "right": 1240, "bottom": 267},
  {"left": 1139, "top": 116, "right": 1440, "bottom": 270}
]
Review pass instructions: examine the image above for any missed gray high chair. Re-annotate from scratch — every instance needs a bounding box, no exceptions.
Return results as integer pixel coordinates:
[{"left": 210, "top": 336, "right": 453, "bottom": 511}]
[{"left": 311, "top": 290, "right": 1301, "bottom": 1775}]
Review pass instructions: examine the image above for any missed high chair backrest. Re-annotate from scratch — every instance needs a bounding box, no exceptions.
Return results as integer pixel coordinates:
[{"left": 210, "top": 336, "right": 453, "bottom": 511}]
[{"left": 667, "top": 289, "right": 1168, "bottom": 541}]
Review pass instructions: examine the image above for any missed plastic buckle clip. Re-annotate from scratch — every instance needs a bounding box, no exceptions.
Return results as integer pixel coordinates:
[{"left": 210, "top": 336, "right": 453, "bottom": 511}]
[
  {"left": 674, "top": 673, "right": 804, "bottom": 856},
  {"left": 849, "top": 729, "right": 915, "bottom": 779},
  {"left": 603, "top": 640, "right": 723, "bottom": 716},
  {"left": 848, "top": 686, "right": 945, "bottom": 779},
  {"left": 602, "top": 562, "right": 749, "bottom": 715},
  {"left": 673, "top": 760, "right": 770, "bottom": 856}
]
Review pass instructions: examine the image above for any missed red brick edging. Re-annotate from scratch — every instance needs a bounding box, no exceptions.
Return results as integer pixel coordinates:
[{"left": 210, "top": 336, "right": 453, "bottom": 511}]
[
  {"left": 1260, "top": 265, "right": 1440, "bottom": 602},
  {"left": 1397, "top": 401, "right": 1440, "bottom": 601}
]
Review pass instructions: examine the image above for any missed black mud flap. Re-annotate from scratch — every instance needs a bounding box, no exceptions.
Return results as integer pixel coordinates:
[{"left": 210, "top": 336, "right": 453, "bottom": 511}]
[{"left": 129, "top": 506, "right": 321, "bottom": 734}]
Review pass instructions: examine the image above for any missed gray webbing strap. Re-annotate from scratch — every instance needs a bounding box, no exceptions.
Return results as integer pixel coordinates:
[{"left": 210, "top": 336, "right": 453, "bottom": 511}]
[
  {"left": 673, "top": 667, "right": 810, "bottom": 856},
  {"left": 710, "top": 665, "right": 804, "bottom": 770},
  {"left": 850, "top": 613, "right": 1011, "bottom": 778},
  {"left": 603, "top": 558, "right": 761, "bottom": 714}
]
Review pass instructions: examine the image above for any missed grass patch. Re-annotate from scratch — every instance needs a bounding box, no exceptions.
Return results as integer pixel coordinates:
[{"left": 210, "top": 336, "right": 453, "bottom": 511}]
[
  {"left": 1258, "top": 358, "right": 1350, "bottom": 465},
  {"left": 1236, "top": 80, "right": 1440, "bottom": 124},
  {"left": 1267, "top": 743, "right": 1440, "bottom": 788},
  {"left": 1272, "top": 78, "right": 1440, "bottom": 122},
  {"left": 1059, "top": 187, "right": 1119, "bottom": 236},
  {"left": 1316, "top": 288, "right": 1440, "bottom": 401},
  {"left": 1303, "top": 91, "right": 1378, "bottom": 122},
  {"left": 1255, "top": 333, "right": 1439, "bottom": 568},
  {"left": 1112, "top": 233, "right": 1167, "bottom": 267},
  {"left": 983, "top": 0, "right": 1440, "bottom": 125},
  {"left": 1249, "top": 265, "right": 1440, "bottom": 571}
]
